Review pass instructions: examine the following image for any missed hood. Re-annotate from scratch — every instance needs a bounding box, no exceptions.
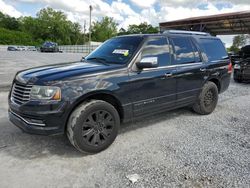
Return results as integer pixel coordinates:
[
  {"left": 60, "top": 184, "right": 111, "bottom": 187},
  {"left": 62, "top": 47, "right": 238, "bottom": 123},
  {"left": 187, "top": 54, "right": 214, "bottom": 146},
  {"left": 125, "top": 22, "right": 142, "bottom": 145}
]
[{"left": 15, "top": 61, "right": 121, "bottom": 84}]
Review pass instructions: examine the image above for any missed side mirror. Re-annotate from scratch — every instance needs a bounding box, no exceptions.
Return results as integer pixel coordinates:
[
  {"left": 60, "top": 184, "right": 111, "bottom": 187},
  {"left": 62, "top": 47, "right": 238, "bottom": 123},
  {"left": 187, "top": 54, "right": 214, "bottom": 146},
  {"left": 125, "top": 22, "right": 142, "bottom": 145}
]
[
  {"left": 81, "top": 57, "right": 85, "bottom": 62},
  {"left": 136, "top": 57, "right": 158, "bottom": 69}
]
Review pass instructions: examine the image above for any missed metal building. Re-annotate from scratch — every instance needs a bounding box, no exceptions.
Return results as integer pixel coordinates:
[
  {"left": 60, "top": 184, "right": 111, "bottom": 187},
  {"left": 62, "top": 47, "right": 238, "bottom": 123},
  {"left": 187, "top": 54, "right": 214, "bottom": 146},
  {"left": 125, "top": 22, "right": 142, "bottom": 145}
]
[{"left": 159, "top": 11, "right": 250, "bottom": 35}]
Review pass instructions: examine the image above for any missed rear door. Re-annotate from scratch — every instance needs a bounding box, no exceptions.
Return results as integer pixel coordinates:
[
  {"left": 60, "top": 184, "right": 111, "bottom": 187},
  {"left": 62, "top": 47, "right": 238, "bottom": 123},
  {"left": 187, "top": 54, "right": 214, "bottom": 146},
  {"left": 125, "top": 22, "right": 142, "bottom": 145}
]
[
  {"left": 198, "top": 38, "right": 230, "bottom": 92},
  {"left": 169, "top": 36, "right": 205, "bottom": 106}
]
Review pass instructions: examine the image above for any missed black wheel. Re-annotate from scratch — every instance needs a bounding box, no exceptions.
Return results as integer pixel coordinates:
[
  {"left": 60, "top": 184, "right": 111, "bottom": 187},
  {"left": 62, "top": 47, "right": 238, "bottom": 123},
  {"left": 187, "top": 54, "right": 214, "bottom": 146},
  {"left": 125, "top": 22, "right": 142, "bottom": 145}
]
[
  {"left": 192, "top": 81, "right": 218, "bottom": 115},
  {"left": 67, "top": 100, "right": 120, "bottom": 153}
]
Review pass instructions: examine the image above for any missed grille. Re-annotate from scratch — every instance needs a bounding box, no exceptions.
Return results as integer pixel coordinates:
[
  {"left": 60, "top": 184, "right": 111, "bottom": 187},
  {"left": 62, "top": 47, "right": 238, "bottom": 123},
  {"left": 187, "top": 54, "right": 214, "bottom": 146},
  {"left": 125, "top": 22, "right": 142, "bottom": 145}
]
[{"left": 11, "top": 82, "right": 33, "bottom": 105}]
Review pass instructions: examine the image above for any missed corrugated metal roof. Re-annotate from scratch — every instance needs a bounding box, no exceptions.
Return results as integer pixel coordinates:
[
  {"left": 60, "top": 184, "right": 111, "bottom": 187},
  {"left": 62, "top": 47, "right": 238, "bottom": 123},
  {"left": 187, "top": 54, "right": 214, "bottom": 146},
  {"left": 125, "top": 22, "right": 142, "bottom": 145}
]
[{"left": 159, "top": 11, "right": 250, "bottom": 35}]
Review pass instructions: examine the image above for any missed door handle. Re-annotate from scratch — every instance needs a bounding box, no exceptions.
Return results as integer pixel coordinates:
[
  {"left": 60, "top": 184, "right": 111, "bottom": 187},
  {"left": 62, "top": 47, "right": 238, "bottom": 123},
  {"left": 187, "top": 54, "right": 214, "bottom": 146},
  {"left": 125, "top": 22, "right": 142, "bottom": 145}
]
[
  {"left": 200, "top": 68, "right": 206, "bottom": 72},
  {"left": 165, "top": 73, "right": 173, "bottom": 77}
]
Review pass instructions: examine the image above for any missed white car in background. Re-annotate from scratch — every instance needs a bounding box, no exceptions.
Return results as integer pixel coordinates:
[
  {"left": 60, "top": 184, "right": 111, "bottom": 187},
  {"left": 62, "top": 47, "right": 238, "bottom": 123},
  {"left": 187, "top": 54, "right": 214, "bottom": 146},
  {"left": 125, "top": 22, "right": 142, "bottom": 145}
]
[
  {"left": 17, "top": 46, "right": 26, "bottom": 51},
  {"left": 27, "top": 46, "right": 37, "bottom": 51}
]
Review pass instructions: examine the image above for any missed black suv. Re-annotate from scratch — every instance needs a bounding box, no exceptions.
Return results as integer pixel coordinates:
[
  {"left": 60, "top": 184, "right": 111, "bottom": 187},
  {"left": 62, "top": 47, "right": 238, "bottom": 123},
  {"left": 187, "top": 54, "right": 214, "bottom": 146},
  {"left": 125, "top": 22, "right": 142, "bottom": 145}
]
[
  {"left": 40, "top": 41, "right": 59, "bottom": 53},
  {"left": 234, "top": 45, "right": 250, "bottom": 82},
  {"left": 8, "top": 30, "right": 232, "bottom": 153}
]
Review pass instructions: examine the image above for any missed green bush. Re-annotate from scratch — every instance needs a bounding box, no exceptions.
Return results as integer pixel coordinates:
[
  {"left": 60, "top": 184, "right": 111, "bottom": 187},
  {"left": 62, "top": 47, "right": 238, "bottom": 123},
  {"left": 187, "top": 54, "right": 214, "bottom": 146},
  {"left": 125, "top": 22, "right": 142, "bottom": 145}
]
[{"left": 0, "top": 28, "right": 35, "bottom": 45}]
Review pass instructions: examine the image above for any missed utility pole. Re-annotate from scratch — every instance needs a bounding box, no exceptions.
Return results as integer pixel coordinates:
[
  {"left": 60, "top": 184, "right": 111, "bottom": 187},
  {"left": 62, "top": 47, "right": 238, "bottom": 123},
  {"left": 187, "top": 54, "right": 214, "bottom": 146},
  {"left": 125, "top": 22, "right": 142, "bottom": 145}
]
[
  {"left": 83, "top": 20, "right": 86, "bottom": 44},
  {"left": 89, "top": 5, "right": 93, "bottom": 53}
]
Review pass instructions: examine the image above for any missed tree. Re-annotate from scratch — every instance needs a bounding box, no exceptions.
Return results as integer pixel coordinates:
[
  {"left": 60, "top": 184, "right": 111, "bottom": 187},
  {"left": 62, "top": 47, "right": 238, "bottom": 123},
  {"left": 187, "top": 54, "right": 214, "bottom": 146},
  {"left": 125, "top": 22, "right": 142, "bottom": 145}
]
[
  {"left": 91, "top": 17, "right": 117, "bottom": 42},
  {"left": 229, "top": 34, "right": 250, "bottom": 53},
  {"left": 19, "top": 16, "right": 41, "bottom": 41},
  {"left": 233, "top": 35, "right": 247, "bottom": 48},
  {"left": 126, "top": 22, "right": 158, "bottom": 34},
  {"left": 0, "top": 28, "right": 33, "bottom": 45},
  {"left": 0, "top": 9, "right": 84, "bottom": 45},
  {"left": 0, "top": 12, "right": 20, "bottom": 30}
]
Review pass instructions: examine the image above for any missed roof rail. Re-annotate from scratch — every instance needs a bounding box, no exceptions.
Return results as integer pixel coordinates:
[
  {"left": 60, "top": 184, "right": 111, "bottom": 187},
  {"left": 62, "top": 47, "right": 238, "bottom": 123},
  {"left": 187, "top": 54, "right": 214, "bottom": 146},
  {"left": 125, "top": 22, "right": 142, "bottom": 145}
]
[{"left": 163, "top": 30, "right": 210, "bottom": 36}]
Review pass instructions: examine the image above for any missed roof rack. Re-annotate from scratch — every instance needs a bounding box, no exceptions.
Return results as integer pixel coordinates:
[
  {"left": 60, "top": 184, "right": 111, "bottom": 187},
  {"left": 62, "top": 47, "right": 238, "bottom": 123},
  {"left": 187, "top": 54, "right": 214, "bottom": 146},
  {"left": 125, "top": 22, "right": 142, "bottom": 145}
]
[{"left": 163, "top": 30, "right": 210, "bottom": 36}]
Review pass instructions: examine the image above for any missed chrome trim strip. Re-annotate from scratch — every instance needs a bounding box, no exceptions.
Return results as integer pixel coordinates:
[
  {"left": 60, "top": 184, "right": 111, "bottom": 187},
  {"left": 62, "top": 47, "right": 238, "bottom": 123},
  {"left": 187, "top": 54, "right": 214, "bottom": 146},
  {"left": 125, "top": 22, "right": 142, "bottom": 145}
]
[
  {"left": 14, "top": 85, "right": 32, "bottom": 90},
  {"left": 133, "top": 93, "right": 176, "bottom": 104},
  {"left": 11, "top": 97, "right": 25, "bottom": 104},
  {"left": 12, "top": 94, "right": 29, "bottom": 101},
  {"left": 143, "top": 62, "right": 203, "bottom": 71},
  {"left": 9, "top": 110, "right": 46, "bottom": 127},
  {"left": 13, "top": 88, "right": 31, "bottom": 93},
  {"left": 12, "top": 92, "right": 30, "bottom": 98},
  {"left": 163, "top": 30, "right": 210, "bottom": 36}
]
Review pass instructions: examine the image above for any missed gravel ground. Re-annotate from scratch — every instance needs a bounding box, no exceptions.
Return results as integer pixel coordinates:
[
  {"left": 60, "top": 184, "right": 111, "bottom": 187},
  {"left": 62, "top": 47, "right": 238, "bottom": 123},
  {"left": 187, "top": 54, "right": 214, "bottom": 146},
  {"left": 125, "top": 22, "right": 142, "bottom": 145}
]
[
  {"left": 0, "top": 51, "right": 82, "bottom": 89},
  {"left": 0, "top": 52, "right": 249, "bottom": 187}
]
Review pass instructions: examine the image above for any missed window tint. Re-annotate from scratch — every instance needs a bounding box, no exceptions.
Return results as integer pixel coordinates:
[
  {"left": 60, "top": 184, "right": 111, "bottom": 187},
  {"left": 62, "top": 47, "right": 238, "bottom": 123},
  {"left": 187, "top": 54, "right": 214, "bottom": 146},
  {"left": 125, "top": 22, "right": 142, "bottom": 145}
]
[
  {"left": 200, "top": 38, "right": 228, "bottom": 61},
  {"left": 141, "top": 37, "right": 171, "bottom": 67},
  {"left": 171, "top": 37, "right": 196, "bottom": 64}
]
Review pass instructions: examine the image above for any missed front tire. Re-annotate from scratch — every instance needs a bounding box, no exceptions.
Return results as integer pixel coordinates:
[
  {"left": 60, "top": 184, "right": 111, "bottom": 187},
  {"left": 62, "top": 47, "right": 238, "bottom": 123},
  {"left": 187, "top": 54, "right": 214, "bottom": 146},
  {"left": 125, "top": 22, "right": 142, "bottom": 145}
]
[
  {"left": 192, "top": 81, "right": 218, "bottom": 115},
  {"left": 67, "top": 100, "right": 120, "bottom": 153}
]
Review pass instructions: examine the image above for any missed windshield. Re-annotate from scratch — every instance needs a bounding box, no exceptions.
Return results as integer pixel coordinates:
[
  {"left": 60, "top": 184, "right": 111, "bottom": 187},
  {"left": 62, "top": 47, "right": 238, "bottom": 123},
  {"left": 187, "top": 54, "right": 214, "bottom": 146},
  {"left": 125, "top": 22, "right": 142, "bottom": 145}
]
[{"left": 86, "top": 36, "right": 144, "bottom": 64}]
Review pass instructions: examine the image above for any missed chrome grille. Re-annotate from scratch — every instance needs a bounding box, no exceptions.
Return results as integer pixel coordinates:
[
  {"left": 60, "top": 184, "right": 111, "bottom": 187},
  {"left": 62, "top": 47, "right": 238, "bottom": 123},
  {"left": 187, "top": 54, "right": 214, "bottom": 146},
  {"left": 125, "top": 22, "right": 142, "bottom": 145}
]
[{"left": 11, "top": 83, "right": 33, "bottom": 105}]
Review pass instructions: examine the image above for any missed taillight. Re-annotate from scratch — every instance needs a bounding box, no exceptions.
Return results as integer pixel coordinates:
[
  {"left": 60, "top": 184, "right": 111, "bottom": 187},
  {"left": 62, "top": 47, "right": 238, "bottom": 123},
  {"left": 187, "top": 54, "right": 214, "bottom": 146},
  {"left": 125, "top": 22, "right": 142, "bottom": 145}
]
[{"left": 228, "top": 61, "right": 233, "bottom": 73}]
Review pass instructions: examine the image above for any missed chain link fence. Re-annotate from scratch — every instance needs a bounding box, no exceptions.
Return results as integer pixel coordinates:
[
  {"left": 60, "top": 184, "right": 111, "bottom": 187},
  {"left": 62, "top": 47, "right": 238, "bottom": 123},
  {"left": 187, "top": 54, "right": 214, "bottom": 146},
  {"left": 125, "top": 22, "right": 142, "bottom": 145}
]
[
  {"left": 59, "top": 45, "right": 99, "bottom": 55},
  {"left": 0, "top": 45, "right": 100, "bottom": 55}
]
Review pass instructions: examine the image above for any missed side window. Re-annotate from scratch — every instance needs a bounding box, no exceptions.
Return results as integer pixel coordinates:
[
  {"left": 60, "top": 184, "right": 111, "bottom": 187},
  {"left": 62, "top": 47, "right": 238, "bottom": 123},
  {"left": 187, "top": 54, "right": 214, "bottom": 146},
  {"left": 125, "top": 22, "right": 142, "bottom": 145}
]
[
  {"left": 199, "top": 38, "right": 228, "bottom": 62},
  {"left": 171, "top": 37, "right": 196, "bottom": 64},
  {"left": 191, "top": 40, "right": 201, "bottom": 62},
  {"left": 141, "top": 37, "right": 171, "bottom": 67}
]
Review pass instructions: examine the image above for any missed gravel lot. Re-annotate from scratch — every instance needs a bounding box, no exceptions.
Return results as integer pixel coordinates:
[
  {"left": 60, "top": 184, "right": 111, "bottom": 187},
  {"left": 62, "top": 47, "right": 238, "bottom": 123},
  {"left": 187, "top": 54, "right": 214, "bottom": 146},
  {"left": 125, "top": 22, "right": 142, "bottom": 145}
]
[
  {"left": 0, "top": 51, "right": 82, "bottom": 89},
  {"left": 0, "top": 52, "right": 249, "bottom": 188}
]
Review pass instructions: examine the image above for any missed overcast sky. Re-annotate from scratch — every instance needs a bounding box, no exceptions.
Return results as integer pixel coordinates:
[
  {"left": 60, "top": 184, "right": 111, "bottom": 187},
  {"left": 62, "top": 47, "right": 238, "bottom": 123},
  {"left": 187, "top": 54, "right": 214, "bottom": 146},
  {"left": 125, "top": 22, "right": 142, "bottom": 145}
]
[{"left": 1, "top": 0, "right": 250, "bottom": 47}]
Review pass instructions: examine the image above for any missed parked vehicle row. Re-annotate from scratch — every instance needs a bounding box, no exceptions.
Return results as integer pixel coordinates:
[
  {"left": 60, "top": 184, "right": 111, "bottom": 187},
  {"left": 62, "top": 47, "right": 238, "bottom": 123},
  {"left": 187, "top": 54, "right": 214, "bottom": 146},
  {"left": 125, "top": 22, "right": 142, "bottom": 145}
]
[
  {"left": 233, "top": 45, "right": 250, "bottom": 83},
  {"left": 7, "top": 46, "right": 38, "bottom": 51},
  {"left": 7, "top": 41, "right": 60, "bottom": 53}
]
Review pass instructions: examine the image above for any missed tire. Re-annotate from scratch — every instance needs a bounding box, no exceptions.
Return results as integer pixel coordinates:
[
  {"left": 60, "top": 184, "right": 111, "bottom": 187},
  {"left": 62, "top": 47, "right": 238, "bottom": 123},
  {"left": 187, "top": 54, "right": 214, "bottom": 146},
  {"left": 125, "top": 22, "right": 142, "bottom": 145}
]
[
  {"left": 234, "top": 77, "right": 242, "bottom": 83},
  {"left": 192, "top": 81, "right": 218, "bottom": 115},
  {"left": 67, "top": 100, "right": 120, "bottom": 153}
]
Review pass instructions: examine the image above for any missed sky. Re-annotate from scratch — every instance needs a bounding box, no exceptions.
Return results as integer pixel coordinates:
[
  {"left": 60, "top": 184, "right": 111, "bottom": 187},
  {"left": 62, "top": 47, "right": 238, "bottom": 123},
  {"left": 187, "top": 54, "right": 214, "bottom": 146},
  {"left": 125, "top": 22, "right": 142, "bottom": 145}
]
[{"left": 1, "top": 0, "right": 250, "bottom": 47}]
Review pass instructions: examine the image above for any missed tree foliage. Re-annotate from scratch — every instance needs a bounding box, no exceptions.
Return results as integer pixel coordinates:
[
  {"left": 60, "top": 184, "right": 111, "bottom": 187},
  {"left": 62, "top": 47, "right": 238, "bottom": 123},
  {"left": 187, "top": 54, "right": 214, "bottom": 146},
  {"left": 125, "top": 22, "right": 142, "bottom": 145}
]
[
  {"left": 0, "top": 8, "right": 160, "bottom": 46},
  {"left": 229, "top": 34, "right": 250, "bottom": 53},
  {"left": 0, "top": 12, "right": 20, "bottom": 30},
  {"left": 91, "top": 17, "right": 118, "bottom": 42},
  {"left": 0, "top": 8, "right": 83, "bottom": 45},
  {"left": 118, "top": 22, "right": 159, "bottom": 35},
  {"left": 0, "top": 28, "right": 33, "bottom": 45}
]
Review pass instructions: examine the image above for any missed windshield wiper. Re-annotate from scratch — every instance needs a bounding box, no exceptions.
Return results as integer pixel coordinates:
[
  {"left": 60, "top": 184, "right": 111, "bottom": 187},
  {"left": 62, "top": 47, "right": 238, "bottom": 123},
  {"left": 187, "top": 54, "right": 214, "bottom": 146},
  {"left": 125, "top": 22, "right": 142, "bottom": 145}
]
[{"left": 86, "top": 57, "right": 109, "bottom": 65}]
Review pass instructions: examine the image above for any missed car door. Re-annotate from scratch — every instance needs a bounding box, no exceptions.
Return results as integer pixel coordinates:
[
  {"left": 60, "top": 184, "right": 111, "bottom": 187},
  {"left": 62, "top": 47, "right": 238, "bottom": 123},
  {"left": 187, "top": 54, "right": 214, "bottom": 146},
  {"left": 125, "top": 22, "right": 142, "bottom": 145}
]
[
  {"left": 169, "top": 36, "right": 206, "bottom": 106},
  {"left": 128, "top": 37, "right": 177, "bottom": 117}
]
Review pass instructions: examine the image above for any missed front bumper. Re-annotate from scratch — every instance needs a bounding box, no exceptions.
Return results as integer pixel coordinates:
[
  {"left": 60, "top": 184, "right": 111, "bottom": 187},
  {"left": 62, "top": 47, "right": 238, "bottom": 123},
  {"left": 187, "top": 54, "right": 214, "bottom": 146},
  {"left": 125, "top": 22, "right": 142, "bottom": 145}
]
[
  {"left": 8, "top": 100, "right": 69, "bottom": 135},
  {"left": 9, "top": 110, "right": 63, "bottom": 135}
]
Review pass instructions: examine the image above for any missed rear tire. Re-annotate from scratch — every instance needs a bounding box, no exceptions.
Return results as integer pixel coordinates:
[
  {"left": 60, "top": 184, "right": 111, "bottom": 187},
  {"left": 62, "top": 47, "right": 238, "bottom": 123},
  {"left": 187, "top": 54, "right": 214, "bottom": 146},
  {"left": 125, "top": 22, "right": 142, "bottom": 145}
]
[
  {"left": 192, "top": 81, "right": 218, "bottom": 115},
  {"left": 67, "top": 100, "right": 120, "bottom": 153},
  {"left": 234, "top": 77, "right": 242, "bottom": 83}
]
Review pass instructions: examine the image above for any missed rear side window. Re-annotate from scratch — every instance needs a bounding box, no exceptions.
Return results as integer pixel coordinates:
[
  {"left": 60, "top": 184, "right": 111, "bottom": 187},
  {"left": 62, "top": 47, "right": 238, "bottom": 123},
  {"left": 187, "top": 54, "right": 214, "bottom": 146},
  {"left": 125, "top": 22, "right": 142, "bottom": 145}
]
[
  {"left": 171, "top": 37, "right": 196, "bottom": 64},
  {"left": 199, "top": 38, "right": 228, "bottom": 61}
]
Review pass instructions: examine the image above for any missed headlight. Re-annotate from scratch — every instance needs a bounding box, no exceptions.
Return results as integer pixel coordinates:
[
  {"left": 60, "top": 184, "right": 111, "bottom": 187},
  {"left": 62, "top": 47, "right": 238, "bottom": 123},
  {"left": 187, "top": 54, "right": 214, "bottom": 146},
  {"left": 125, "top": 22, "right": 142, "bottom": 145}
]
[
  {"left": 234, "top": 64, "right": 241, "bottom": 69},
  {"left": 30, "top": 86, "right": 61, "bottom": 101}
]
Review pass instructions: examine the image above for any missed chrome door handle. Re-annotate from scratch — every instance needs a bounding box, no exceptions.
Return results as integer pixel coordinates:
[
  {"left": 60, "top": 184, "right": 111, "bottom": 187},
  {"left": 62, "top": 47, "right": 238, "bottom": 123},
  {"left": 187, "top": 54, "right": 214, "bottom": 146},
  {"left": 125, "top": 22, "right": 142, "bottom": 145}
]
[
  {"left": 200, "top": 68, "right": 206, "bottom": 72},
  {"left": 165, "top": 73, "right": 173, "bottom": 77}
]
